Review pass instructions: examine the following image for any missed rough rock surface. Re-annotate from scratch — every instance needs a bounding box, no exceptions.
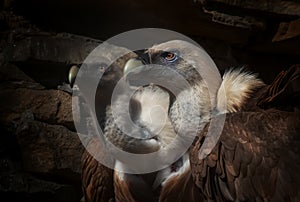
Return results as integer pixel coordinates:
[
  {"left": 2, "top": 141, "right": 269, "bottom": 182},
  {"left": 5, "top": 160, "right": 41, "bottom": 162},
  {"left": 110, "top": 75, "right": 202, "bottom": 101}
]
[
  {"left": 0, "top": 11, "right": 124, "bottom": 202},
  {"left": 0, "top": 63, "right": 84, "bottom": 201},
  {"left": 0, "top": 1, "right": 300, "bottom": 201},
  {"left": 272, "top": 18, "right": 300, "bottom": 42},
  {"left": 197, "top": 0, "right": 300, "bottom": 16}
]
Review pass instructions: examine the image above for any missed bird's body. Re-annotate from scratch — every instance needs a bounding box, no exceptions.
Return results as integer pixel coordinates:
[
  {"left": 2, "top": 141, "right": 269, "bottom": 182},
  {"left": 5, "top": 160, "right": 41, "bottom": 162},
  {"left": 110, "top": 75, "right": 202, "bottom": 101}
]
[
  {"left": 190, "top": 109, "right": 300, "bottom": 201},
  {"left": 81, "top": 40, "right": 300, "bottom": 202},
  {"left": 82, "top": 84, "right": 180, "bottom": 202}
]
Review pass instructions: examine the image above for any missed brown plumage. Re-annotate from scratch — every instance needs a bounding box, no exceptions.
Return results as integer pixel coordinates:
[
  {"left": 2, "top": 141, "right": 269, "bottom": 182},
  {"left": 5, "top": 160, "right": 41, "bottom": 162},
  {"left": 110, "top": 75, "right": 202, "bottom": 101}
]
[
  {"left": 159, "top": 162, "right": 204, "bottom": 202},
  {"left": 81, "top": 40, "right": 300, "bottom": 202},
  {"left": 113, "top": 172, "right": 135, "bottom": 202},
  {"left": 189, "top": 110, "right": 300, "bottom": 201},
  {"left": 79, "top": 45, "right": 136, "bottom": 202},
  {"left": 257, "top": 64, "right": 300, "bottom": 110},
  {"left": 161, "top": 64, "right": 300, "bottom": 201},
  {"left": 82, "top": 138, "right": 115, "bottom": 202}
]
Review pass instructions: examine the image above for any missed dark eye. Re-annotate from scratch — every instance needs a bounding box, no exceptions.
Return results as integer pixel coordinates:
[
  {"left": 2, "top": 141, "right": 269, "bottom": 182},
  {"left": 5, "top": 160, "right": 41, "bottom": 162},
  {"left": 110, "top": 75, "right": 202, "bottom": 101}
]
[
  {"left": 99, "top": 63, "right": 109, "bottom": 73},
  {"left": 99, "top": 65, "right": 106, "bottom": 72},
  {"left": 162, "top": 52, "right": 178, "bottom": 62}
]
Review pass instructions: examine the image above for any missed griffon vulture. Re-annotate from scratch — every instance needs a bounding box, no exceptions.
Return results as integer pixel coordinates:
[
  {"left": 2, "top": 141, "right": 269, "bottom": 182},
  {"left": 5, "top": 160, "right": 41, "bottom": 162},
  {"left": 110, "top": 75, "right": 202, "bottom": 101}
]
[{"left": 81, "top": 40, "right": 300, "bottom": 202}]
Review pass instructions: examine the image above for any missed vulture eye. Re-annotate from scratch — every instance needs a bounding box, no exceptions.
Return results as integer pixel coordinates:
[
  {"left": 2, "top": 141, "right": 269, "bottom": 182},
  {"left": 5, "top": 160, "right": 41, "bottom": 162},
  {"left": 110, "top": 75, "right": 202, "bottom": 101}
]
[
  {"left": 99, "top": 65, "right": 107, "bottom": 72},
  {"left": 99, "top": 63, "right": 110, "bottom": 74},
  {"left": 162, "top": 52, "right": 178, "bottom": 63}
]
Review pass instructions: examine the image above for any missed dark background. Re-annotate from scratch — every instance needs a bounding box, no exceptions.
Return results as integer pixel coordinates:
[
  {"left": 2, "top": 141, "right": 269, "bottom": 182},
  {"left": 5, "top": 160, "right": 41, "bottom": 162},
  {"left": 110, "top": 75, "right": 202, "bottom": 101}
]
[
  {"left": 8, "top": 0, "right": 300, "bottom": 81},
  {"left": 0, "top": 0, "right": 299, "bottom": 201}
]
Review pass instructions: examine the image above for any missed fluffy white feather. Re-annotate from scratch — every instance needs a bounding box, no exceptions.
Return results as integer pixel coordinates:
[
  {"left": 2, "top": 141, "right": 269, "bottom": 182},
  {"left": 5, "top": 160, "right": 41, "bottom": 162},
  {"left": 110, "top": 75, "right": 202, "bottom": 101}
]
[
  {"left": 217, "top": 68, "right": 264, "bottom": 113},
  {"left": 132, "top": 85, "right": 177, "bottom": 148}
]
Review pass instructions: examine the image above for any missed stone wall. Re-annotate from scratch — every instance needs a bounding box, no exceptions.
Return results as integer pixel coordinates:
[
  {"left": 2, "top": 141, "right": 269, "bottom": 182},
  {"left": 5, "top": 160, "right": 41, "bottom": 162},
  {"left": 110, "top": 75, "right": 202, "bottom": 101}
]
[{"left": 0, "top": 1, "right": 299, "bottom": 201}]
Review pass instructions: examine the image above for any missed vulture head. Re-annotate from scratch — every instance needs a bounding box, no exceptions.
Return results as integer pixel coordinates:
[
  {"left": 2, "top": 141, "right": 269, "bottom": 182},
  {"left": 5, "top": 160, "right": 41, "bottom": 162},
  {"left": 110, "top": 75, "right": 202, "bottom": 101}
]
[
  {"left": 82, "top": 39, "right": 300, "bottom": 202},
  {"left": 103, "top": 40, "right": 264, "bottom": 194},
  {"left": 124, "top": 40, "right": 264, "bottom": 139}
]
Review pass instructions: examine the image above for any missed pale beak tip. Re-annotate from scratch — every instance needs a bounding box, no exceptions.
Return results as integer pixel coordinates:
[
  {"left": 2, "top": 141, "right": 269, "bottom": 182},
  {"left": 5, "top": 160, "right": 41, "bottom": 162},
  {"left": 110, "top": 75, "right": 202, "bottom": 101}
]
[
  {"left": 68, "top": 65, "right": 79, "bottom": 86},
  {"left": 123, "top": 58, "right": 144, "bottom": 74}
]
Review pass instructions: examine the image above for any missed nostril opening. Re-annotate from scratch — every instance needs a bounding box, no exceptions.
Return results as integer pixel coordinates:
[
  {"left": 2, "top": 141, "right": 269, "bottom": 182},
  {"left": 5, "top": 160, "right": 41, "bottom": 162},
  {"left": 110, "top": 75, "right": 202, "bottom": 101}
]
[{"left": 136, "top": 51, "right": 151, "bottom": 65}]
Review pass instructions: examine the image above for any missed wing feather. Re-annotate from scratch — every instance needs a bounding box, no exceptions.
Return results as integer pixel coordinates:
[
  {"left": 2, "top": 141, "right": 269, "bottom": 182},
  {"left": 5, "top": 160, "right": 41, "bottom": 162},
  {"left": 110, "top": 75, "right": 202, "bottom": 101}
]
[
  {"left": 81, "top": 139, "right": 115, "bottom": 202},
  {"left": 190, "top": 110, "right": 300, "bottom": 201}
]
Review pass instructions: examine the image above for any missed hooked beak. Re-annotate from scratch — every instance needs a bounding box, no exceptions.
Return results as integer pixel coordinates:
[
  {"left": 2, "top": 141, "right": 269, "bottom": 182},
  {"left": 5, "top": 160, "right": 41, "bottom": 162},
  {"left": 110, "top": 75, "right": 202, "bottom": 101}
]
[
  {"left": 123, "top": 51, "right": 151, "bottom": 74},
  {"left": 123, "top": 58, "right": 144, "bottom": 74},
  {"left": 68, "top": 65, "right": 79, "bottom": 86}
]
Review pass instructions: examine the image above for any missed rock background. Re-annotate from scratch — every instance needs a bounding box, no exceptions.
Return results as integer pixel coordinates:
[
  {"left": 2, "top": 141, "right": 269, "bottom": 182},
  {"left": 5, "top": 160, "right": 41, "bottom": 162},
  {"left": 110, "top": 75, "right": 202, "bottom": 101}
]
[
  {"left": 0, "top": 0, "right": 299, "bottom": 201},
  {"left": 0, "top": 16, "right": 86, "bottom": 201}
]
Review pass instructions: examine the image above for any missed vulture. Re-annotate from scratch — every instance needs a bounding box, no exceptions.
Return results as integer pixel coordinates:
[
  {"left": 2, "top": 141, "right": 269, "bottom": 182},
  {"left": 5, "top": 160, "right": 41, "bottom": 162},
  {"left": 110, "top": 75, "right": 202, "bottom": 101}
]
[{"left": 81, "top": 40, "right": 300, "bottom": 202}]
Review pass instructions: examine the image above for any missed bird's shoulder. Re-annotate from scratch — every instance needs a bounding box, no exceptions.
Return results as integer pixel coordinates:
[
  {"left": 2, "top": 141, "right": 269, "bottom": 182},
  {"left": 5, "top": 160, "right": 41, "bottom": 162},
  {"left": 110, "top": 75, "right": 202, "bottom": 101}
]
[{"left": 190, "top": 109, "right": 300, "bottom": 201}]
